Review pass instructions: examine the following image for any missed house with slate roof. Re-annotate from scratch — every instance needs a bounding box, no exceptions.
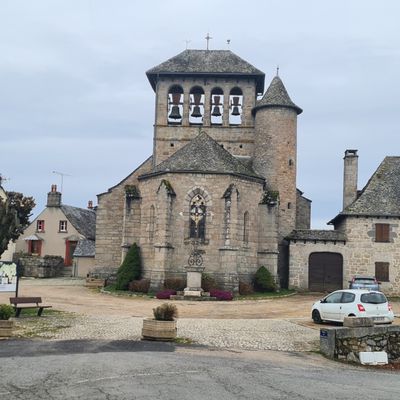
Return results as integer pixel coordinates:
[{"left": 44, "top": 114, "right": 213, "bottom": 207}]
[
  {"left": 94, "top": 49, "right": 311, "bottom": 291},
  {"left": 288, "top": 151, "right": 400, "bottom": 295},
  {"left": 15, "top": 185, "right": 96, "bottom": 277}
]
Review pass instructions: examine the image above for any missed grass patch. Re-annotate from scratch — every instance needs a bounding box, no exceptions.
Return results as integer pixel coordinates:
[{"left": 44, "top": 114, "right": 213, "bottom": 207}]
[
  {"left": 174, "top": 337, "right": 194, "bottom": 345},
  {"left": 12, "top": 309, "right": 78, "bottom": 339},
  {"left": 235, "top": 289, "right": 296, "bottom": 300},
  {"left": 12, "top": 308, "right": 60, "bottom": 318},
  {"left": 102, "top": 284, "right": 155, "bottom": 298}
]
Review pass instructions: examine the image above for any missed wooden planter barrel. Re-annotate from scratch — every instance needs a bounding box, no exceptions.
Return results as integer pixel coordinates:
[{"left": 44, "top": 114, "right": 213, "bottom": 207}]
[
  {"left": 142, "top": 318, "right": 177, "bottom": 341},
  {"left": 0, "top": 320, "right": 14, "bottom": 338}
]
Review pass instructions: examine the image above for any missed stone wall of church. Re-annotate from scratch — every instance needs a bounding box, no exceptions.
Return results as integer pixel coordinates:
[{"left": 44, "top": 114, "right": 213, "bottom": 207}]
[
  {"left": 137, "top": 172, "right": 271, "bottom": 291},
  {"left": 94, "top": 158, "right": 153, "bottom": 269},
  {"left": 296, "top": 192, "right": 311, "bottom": 229},
  {"left": 153, "top": 77, "right": 257, "bottom": 166},
  {"left": 336, "top": 217, "right": 400, "bottom": 295}
]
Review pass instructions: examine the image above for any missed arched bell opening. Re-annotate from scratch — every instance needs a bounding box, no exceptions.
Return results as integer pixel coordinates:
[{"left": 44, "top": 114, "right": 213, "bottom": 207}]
[
  {"left": 167, "top": 85, "right": 183, "bottom": 125},
  {"left": 210, "top": 87, "right": 224, "bottom": 125},
  {"left": 189, "top": 86, "right": 204, "bottom": 125},
  {"left": 229, "top": 87, "right": 243, "bottom": 125}
]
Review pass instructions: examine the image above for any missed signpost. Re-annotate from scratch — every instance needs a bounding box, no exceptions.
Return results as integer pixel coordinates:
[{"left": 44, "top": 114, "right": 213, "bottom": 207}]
[{"left": 0, "top": 261, "right": 20, "bottom": 295}]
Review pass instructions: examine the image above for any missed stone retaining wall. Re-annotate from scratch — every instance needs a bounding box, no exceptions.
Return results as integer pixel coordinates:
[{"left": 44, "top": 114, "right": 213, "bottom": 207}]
[
  {"left": 320, "top": 325, "right": 400, "bottom": 363},
  {"left": 15, "top": 255, "right": 64, "bottom": 278}
]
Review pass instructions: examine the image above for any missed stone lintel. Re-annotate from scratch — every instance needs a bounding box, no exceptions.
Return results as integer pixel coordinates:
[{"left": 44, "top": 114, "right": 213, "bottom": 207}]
[
  {"left": 154, "top": 244, "right": 174, "bottom": 250},
  {"left": 218, "top": 247, "right": 239, "bottom": 252}
]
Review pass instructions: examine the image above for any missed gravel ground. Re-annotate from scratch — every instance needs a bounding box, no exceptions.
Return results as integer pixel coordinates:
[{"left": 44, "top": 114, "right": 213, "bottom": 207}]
[{"left": 42, "top": 315, "right": 319, "bottom": 352}]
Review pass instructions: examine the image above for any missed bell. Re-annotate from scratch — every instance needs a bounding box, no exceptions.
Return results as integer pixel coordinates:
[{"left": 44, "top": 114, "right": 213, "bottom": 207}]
[
  {"left": 231, "top": 106, "right": 240, "bottom": 116},
  {"left": 191, "top": 105, "right": 202, "bottom": 118},
  {"left": 169, "top": 105, "right": 181, "bottom": 120},
  {"left": 211, "top": 106, "right": 222, "bottom": 117},
  {"left": 232, "top": 96, "right": 240, "bottom": 106}
]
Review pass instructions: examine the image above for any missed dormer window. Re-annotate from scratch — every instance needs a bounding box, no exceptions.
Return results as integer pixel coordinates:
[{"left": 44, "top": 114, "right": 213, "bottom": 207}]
[
  {"left": 211, "top": 87, "right": 223, "bottom": 125},
  {"left": 189, "top": 86, "right": 204, "bottom": 125},
  {"left": 167, "top": 85, "right": 183, "bottom": 125},
  {"left": 229, "top": 87, "right": 243, "bottom": 125}
]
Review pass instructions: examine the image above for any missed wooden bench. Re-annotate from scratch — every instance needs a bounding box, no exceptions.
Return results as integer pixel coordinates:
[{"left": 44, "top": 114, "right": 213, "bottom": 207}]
[{"left": 9, "top": 297, "right": 52, "bottom": 317}]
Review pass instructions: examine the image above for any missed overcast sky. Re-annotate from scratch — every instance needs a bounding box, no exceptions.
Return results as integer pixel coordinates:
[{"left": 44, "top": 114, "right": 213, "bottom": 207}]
[{"left": 1, "top": 0, "right": 399, "bottom": 228}]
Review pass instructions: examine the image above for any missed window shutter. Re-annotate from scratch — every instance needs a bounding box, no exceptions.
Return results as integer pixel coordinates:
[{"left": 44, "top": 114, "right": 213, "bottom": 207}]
[
  {"left": 375, "top": 224, "right": 389, "bottom": 242},
  {"left": 375, "top": 262, "right": 389, "bottom": 282}
]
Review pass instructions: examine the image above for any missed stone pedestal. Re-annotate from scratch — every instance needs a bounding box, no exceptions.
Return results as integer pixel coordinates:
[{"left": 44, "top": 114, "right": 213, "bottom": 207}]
[{"left": 184, "top": 265, "right": 205, "bottom": 297}]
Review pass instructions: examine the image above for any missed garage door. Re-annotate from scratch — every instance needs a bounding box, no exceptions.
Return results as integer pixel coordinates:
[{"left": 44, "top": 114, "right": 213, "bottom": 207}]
[{"left": 309, "top": 252, "right": 343, "bottom": 292}]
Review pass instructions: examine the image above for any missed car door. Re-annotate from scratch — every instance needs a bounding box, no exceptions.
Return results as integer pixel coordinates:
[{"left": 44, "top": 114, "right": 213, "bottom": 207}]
[
  {"left": 320, "top": 291, "right": 343, "bottom": 321},
  {"left": 339, "top": 291, "right": 356, "bottom": 320}
]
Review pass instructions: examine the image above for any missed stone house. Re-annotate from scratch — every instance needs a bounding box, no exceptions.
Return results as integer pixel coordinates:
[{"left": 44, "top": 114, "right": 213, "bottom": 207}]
[
  {"left": 15, "top": 185, "right": 96, "bottom": 277},
  {"left": 288, "top": 150, "right": 400, "bottom": 295},
  {"left": 95, "top": 49, "right": 311, "bottom": 291}
]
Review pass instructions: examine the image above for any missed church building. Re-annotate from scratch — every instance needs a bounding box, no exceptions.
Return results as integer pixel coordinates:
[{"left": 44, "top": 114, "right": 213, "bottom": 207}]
[{"left": 94, "top": 49, "right": 311, "bottom": 291}]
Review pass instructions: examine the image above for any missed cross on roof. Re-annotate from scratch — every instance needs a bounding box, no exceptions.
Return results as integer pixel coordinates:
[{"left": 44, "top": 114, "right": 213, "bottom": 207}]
[{"left": 205, "top": 33, "right": 212, "bottom": 50}]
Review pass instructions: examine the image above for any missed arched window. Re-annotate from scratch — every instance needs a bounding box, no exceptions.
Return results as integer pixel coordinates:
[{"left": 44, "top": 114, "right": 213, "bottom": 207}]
[
  {"left": 210, "top": 87, "right": 223, "bottom": 125},
  {"left": 167, "top": 85, "right": 183, "bottom": 125},
  {"left": 229, "top": 87, "right": 243, "bottom": 125},
  {"left": 189, "top": 194, "right": 206, "bottom": 239},
  {"left": 149, "top": 205, "right": 155, "bottom": 242},
  {"left": 189, "top": 86, "right": 204, "bottom": 125},
  {"left": 243, "top": 211, "right": 249, "bottom": 243}
]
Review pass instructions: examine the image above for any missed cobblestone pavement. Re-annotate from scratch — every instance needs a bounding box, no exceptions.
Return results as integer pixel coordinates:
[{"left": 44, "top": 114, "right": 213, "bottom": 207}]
[{"left": 45, "top": 315, "right": 320, "bottom": 352}]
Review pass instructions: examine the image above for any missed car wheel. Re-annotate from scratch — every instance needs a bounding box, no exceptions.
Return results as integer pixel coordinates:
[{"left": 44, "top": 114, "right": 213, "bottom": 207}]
[{"left": 312, "top": 310, "right": 322, "bottom": 324}]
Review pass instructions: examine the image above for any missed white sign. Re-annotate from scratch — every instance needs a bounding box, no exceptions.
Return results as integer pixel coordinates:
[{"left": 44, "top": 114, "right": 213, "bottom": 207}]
[{"left": 0, "top": 262, "right": 17, "bottom": 292}]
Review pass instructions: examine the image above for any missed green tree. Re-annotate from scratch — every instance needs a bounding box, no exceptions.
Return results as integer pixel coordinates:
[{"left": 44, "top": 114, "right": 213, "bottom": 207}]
[
  {"left": 254, "top": 266, "right": 276, "bottom": 292},
  {"left": 116, "top": 243, "right": 142, "bottom": 290},
  {"left": 0, "top": 191, "right": 35, "bottom": 256}
]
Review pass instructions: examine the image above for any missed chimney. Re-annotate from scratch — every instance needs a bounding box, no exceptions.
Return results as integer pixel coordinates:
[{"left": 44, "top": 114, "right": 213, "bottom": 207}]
[
  {"left": 47, "top": 184, "right": 62, "bottom": 207},
  {"left": 343, "top": 149, "right": 358, "bottom": 210},
  {"left": 87, "top": 200, "right": 93, "bottom": 210}
]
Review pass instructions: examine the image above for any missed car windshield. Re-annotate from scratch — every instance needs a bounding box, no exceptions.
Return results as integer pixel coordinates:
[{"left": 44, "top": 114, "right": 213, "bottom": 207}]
[{"left": 360, "top": 292, "right": 387, "bottom": 304}]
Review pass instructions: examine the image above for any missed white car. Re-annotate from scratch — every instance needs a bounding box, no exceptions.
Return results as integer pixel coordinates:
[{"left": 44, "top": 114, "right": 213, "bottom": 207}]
[{"left": 311, "top": 289, "right": 394, "bottom": 324}]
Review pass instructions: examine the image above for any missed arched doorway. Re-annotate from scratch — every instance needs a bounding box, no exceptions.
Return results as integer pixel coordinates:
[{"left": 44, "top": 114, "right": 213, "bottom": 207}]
[{"left": 309, "top": 252, "right": 343, "bottom": 292}]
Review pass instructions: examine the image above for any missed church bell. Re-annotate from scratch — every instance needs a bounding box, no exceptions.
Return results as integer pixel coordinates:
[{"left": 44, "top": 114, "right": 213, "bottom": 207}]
[
  {"left": 231, "top": 106, "right": 240, "bottom": 116},
  {"left": 231, "top": 96, "right": 241, "bottom": 116},
  {"left": 169, "top": 105, "right": 181, "bottom": 119},
  {"left": 211, "top": 106, "right": 222, "bottom": 117},
  {"left": 191, "top": 105, "right": 202, "bottom": 118}
]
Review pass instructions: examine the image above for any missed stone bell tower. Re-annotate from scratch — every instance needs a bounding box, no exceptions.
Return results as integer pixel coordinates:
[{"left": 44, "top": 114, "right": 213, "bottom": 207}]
[
  {"left": 145, "top": 49, "right": 265, "bottom": 167},
  {"left": 252, "top": 75, "right": 302, "bottom": 239}
]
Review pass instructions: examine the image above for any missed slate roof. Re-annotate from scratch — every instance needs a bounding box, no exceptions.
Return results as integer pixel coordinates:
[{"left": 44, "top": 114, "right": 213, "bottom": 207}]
[
  {"left": 146, "top": 50, "right": 265, "bottom": 93},
  {"left": 253, "top": 75, "right": 302, "bottom": 115},
  {"left": 139, "top": 132, "right": 264, "bottom": 182},
  {"left": 330, "top": 156, "right": 400, "bottom": 224},
  {"left": 73, "top": 239, "right": 95, "bottom": 257},
  {"left": 287, "top": 229, "right": 347, "bottom": 242},
  {"left": 60, "top": 205, "right": 96, "bottom": 240}
]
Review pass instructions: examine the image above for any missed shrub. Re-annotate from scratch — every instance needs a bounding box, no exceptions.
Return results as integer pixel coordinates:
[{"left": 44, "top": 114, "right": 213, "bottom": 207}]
[
  {"left": 128, "top": 279, "right": 150, "bottom": 293},
  {"left": 116, "top": 243, "right": 141, "bottom": 290},
  {"left": 209, "top": 289, "right": 233, "bottom": 301},
  {"left": 156, "top": 289, "right": 176, "bottom": 299},
  {"left": 0, "top": 304, "right": 14, "bottom": 320},
  {"left": 201, "top": 273, "right": 217, "bottom": 292},
  {"left": 239, "top": 281, "right": 254, "bottom": 295},
  {"left": 153, "top": 303, "right": 178, "bottom": 321},
  {"left": 254, "top": 266, "right": 276, "bottom": 292},
  {"left": 164, "top": 277, "right": 186, "bottom": 291}
]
